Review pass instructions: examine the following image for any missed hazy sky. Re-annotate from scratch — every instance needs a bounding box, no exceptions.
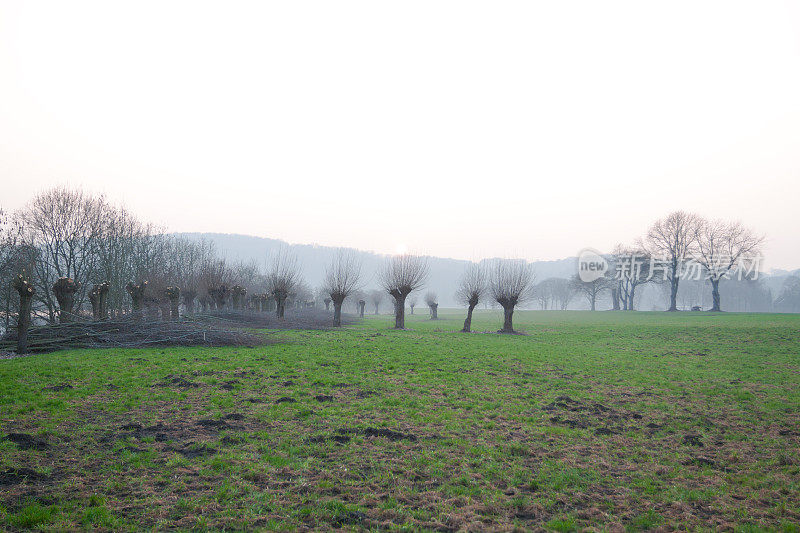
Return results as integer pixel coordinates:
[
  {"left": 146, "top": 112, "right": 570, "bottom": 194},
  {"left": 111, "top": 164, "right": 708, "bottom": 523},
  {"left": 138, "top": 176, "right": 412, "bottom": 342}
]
[{"left": 2, "top": 1, "right": 799, "bottom": 268}]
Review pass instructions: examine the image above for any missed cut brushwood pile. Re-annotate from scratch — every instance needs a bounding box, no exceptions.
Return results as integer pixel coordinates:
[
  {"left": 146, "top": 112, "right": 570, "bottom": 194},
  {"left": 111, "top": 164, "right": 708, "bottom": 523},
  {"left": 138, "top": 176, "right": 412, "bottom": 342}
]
[
  {"left": 0, "top": 317, "right": 270, "bottom": 354},
  {"left": 200, "top": 308, "right": 356, "bottom": 330},
  {"left": 0, "top": 308, "right": 354, "bottom": 354}
]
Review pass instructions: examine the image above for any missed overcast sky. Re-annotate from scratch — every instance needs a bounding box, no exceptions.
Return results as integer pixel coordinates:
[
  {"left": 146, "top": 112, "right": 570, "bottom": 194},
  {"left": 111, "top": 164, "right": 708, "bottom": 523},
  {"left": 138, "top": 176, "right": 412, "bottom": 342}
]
[{"left": 1, "top": 1, "right": 799, "bottom": 268}]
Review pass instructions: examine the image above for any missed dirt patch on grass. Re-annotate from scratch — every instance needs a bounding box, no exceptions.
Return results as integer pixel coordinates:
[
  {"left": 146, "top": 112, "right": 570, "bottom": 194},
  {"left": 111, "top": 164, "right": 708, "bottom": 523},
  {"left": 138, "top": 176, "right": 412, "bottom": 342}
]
[
  {"left": 308, "top": 427, "right": 418, "bottom": 444},
  {"left": 275, "top": 397, "right": 296, "bottom": 404},
  {"left": 0, "top": 468, "right": 49, "bottom": 486},
  {"left": 157, "top": 375, "right": 200, "bottom": 388},
  {"left": 43, "top": 382, "right": 73, "bottom": 391},
  {"left": 314, "top": 395, "right": 334, "bottom": 402},
  {"left": 3, "top": 433, "right": 49, "bottom": 450},
  {"left": 542, "top": 394, "right": 646, "bottom": 434}
]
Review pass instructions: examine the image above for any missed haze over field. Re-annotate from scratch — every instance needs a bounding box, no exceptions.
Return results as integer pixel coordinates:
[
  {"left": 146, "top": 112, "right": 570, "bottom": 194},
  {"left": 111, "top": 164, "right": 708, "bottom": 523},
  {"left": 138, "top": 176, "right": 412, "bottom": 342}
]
[{"left": 2, "top": 1, "right": 800, "bottom": 268}]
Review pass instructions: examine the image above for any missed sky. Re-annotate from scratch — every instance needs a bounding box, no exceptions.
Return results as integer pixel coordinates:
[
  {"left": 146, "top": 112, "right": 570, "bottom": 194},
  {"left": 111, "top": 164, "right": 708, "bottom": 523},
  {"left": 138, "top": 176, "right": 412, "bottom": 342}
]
[{"left": 1, "top": 1, "right": 799, "bottom": 269}]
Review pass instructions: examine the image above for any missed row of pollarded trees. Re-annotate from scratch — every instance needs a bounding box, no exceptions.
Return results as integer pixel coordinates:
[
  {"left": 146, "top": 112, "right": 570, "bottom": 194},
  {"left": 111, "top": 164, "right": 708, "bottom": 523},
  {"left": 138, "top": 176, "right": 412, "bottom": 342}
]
[
  {"left": 2, "top": 190, "right": 541, "bottom": 342},
  {"left": 374, "top": 254, "right": 536, "bottom": 334},
  {"left": 316, "top": 251, "right": 537, "bottom": 333}
]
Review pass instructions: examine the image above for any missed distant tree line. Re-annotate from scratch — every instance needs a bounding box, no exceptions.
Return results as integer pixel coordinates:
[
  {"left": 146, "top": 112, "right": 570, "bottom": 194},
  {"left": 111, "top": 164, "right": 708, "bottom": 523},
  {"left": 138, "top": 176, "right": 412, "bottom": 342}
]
[{"left": 565, "top": 211, "right": 766, "bottom": 313}]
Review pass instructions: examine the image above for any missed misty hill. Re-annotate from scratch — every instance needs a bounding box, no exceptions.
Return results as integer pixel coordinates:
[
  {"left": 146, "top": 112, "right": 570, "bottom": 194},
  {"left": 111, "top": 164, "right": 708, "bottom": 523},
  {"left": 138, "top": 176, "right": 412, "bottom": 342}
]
[{"left": 177, "top": 233, "right": 578, "bottom": 307}]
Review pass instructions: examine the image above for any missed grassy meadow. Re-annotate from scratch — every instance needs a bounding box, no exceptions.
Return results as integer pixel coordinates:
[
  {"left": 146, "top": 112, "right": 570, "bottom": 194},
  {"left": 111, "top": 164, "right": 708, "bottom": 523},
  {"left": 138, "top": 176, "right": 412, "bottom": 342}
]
[{"left": 1, "top": 310, "right": 799, "bottom": 531}]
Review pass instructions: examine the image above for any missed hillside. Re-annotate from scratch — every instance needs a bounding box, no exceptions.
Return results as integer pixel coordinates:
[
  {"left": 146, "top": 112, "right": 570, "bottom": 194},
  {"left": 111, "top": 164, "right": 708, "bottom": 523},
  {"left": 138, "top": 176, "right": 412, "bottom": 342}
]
[{"left": 177, "top": 233, "right": 578, "bottom": 307}]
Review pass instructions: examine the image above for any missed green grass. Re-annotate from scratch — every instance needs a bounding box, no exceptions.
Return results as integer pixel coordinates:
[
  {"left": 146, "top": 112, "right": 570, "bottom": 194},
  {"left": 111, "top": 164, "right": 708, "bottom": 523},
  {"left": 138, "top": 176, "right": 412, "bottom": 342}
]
[{"left": 1, "top": 309, "right": 799, "bottom": 530}]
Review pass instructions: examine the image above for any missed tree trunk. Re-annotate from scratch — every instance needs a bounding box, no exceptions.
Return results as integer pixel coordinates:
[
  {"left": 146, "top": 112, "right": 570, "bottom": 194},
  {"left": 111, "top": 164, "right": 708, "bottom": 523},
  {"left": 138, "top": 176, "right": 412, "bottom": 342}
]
[
  {"left": 59, "top": 294, "right": 75, "bottom": 321},
  {"left": 611, "top": 287, "right": 620, "bottom": 311},
  {"left": 590, "top": 292, "right": 596, "bottom": 311},
  {"left": 462, "top": 304, "right": 476, "bottom": 333},
  {"left": 668, "top": 271, "right": 679, "bottom": 311},
  {"left": 324, "top": 300, "right": 330, "bottom": 311},
  {"left": 12, "top": 275, "right": 35, "bottom": 353},
  {"left": 410, "top": 305, "right": 414, "bottom": 315},
  {"left": 628, "top": 285, "right": 636, "bottom": 311},
  {"left": 358, "top": 300, "right": 365, "bottom": 318},
  {"left": 4, "top": 291, "right": 10, "bottom": 333},
  {"left": 52, "top": 278, "right": 79, "bottom": 323},
  {"left": 90, "top": 291, "right": 100, "bottom": 320},
  {"left": 183, "top": 294, "right": 196, "bottom": 315},
  {"left": 127, "top": 282, "right": 146, "bottom": 320},
  {"left": 710, "top": 279, "right": 721, "bottom": 312},
  {"left": 3, "top": 293, "right": 11, "bottom": 332},
  {"left": 14, "top": 280, "right": 34, "bottom": 354},
  {"left": 392, "top": 294, "right": 407, "bottom": 329},
  {"left": 429, "top": 303, "right": 438, "bottom": 320},
  {"left": 333, "top": 301, "right": 343, "bottom": 327},
  {"left": 17, "top": 293, "right": 32, "bottom": 354},
  {"left": 99, "top": 291, "right": 108, "bottom": 320},
  {"left": 276, "top": 297, "right": 286, "bottom": 318},
  {"left": 499, "top": 304, "right": 515, "bottom": 333}
]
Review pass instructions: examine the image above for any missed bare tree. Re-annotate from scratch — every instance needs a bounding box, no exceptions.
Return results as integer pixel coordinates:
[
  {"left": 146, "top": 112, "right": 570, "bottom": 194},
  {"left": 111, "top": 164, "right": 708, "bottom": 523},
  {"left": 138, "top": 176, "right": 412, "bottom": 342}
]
[
  {"left": 693, "top": 219, "right": 763, "bottom": 311},
  {"left": 173, "top": 237, "right": 214, "bottom": 315},
  {"left": 775, "top": 276, "right": 800, "bottom": 312},
  {"left": 369, "top": 289, "right": 384, "bottom": 315},
  {"left": 549, "top": 278, "right": 575, "bottom": 310},
  {"left": 16, "top": 187, "right": 106, "bottom": 322},
  {"left": 424, "top": 291, "right": 439, "bottom": 319},
  {"left": 533, "top": 277, "right": 575, "bottom": 311},
  {"left": 323, "top": 249, "right": 362, "bottom": 326},
  {"left": 643, "top": 211, "right": 701, "bottom": 311},
  {"left": 532, "top": 279, "right": 554, "bottom": 310},
  {"left": 199, "top": 257, "right": 231, "bottom": 310},
  {"left": 488, "top": 259, "right": 534, "bottom": 333},
  {"left": 290, "top": 280, "right": 313, "bottom": 309},
  {"left": 610, "top": 245, "right": 652, "bottom": 311},
  {"left": 93, "top": 206, "right": 153, "bottom": 317},
  {"left": 267, "top": 250, "right": 300, "bottom": 318},
  {"left": 231, "top": 285, "right": 247, "bottom": 310},
  {"left": 571, "top": 274, "right": 610, "bottom": 311},
  {"left": 230, "top": 259, "right": 261, "bottom": 299},
  {"left": 314, "top": 286, "right": 331, "bottom": 311},
  {"left": 0, "top": 210, "right": 27, "bottom": 332},
  {"left": 456, "top": 263, "right": 485, "bottom": 332},
  {"left": 349, "top": 289, "right": 366, "bottom": 314},
  {"left": 408, "top": 294, "right": 418, "bottom": 315},
  {"left": 380, "top": 254, "right": 429, "bottom": 329}
]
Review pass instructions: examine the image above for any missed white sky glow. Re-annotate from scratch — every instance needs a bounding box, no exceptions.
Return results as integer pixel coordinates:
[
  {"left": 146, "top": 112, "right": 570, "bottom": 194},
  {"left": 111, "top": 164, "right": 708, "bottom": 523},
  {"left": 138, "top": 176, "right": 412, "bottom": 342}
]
[{"left": 1, "top": 1, "right": 799, "bottom": 268}]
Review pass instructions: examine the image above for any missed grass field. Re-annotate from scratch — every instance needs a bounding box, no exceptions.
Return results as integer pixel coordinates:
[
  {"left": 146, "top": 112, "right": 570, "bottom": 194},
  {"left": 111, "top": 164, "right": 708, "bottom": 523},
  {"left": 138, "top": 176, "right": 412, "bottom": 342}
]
[{"left": 1, "top": 310, "right": 799, "bottom": 531}]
